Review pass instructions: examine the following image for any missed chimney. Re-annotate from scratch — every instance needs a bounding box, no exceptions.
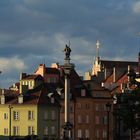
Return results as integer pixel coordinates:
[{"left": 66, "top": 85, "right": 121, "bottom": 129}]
[
  {"left": 113, "top": 67, "right": 121, "bottom": 82},
  {"left": 20, "top": 73, "right": 27, "bottom": 94},
  {"left": 18, "top": 94, "right": 23, "bottom": 104},
  {"left": 127, "top": 65, "right": 130, "bottom": 82},
  {"left": 113, "top": 67, "right": 116, "bottom": 82},
  {"left": 1, "top": 89, "right": 5, "bottom": 104},
  {"left": 35, "top": 64, "right": 46, "bottom": 77},
  {"left": 104, "top": 68, "right": 107, "bottom": 80}
]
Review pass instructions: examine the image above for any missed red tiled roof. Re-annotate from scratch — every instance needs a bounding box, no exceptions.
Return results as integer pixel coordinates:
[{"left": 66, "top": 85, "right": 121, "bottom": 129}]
[
  {"left": 101, "top": 60, "right": 137, "bottom": 69},
  {"left": 111, "top": 73, "right": 137, "bottom": 93},
  {"left": 104, "top": 73, "right": 114, "bottom": 83}
]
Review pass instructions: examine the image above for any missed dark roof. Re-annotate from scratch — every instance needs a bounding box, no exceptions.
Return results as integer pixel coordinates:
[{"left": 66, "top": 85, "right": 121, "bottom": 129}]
[
  {"left": 101, "top": 60, "right": 138, "bottom": 69},
  {"left": 0, "top": 89, "right": 19, "bottom": 95},
  {"left": 23, "top": 74, "right": 43, "bottom": 80},
  {"left": 84, "top": 79, "right": 109, "bottom": 91},
  {"left": 2, "top": 86, "right": 60, "bottom": 106},
  {"left": 46, "top": 68, "right": 60, "bottom": 74},
  {"left": 59, "top": 69, "right": 91, "bottom": 98}
]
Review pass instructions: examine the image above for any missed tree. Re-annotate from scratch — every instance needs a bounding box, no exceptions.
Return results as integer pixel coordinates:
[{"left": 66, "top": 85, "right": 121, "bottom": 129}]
[{"left": 117, "top": 69, "right": 140, "bottom": 139}]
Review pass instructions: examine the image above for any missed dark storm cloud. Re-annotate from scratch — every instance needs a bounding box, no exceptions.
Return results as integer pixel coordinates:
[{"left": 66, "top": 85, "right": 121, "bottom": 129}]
[{"left": 0, "top": 0, "right": 140, "bottom": 87}]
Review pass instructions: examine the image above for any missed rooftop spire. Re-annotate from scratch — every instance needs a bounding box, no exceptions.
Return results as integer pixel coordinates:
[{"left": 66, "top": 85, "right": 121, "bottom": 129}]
[{"left": 96, "top": 40, "right": 100, "bottom": 58}]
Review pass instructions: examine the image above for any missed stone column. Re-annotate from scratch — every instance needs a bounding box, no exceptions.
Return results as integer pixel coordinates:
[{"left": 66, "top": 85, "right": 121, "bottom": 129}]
[{"left": 62, "top": 45, "right": 74, "bottom": 139}]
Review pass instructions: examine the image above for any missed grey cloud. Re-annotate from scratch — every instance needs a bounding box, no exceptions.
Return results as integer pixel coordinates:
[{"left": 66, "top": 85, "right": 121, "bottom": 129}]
[{"left": 0, "top": 0, "right": 140, "bottom": 88}]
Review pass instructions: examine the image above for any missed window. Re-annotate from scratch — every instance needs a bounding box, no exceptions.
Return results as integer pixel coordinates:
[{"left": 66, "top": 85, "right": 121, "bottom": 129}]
[
  {"left": 49, "top": 77, "right": 57, "bottom": 83},
  {"left": 96, "top": 130, "right": 99, "bottom": 138},
  {"left": 103, "top": 130, "right": 107, "bottom": 138},
  {"left": 47, "top": 78, "right": 51, "bottom": 83},
  {"left": 13, "top": 111, "right": 19, "bottom": 120},
  {"left": 95, "top": 116, "right": 100, "bottom": 124},
  {"left": 51, "top": 126, "right": 55, "bottom": 135},
  {"left": 44, "top": 111, "right": 48, "bottom": 120},
  {"left": 85, "top": 129, "right": 90, "bottom": 138},
  {"left": 85, "top": 115, "right": 89, "bottom": 124},
  {"left": 28, "top": 126, "right": 34, "bottom": 135},
  {"left": 4, "top": 113, "right": 8, "bottom": 120},
  {"left": 29, "top": 81, "right": 33, "bottom": 88},
  {"left": 28, "top": 111, "right": 34, "bottom": 120},
  {"left": 81, "top": 89, "right": 86, "bottom": 97},
  {"left": 70, "top": 106, "right": 73, "bottom": 113},
  {"left": 13, "top": 126, "right": 19, "bottom": 135},
  {"left": 95, "top": 104, "right": 99, "bottom": 111},
  {"left": 87, "top": 84, "right": 91, "bottom": 89},
  {"left": 78, "top": 115, "right": 82, "bottom": 124},
  {"left": 44, "top": 127, "right": 48, "bottom": 135},
  {"left": 1, "top": 95, "right": 5, "bottom": 104},
  {"left": 51, "top": 110, "right": 56, "bottom": 120},
  {"left": 85, "top": 103, "right": 90, "bottom": 109},
  {"left": 4, "top": 128, "right": 8, "bottom": 135},
  {"left": 77, "top": 129, "right": 82, "bottom": 138},
  {"left": 60, "top": 106, "right": 64, "bottom": 113},
  {"left": 25, "top": 81, "right": 28, "bottom": 85},
  {"left": 22, "top": 81, "right": 25, "bottom": 85},
  {"left": 77, "top": 103, "right": 82, "bottom": 109},
  {"left": 103, "top": 104, "right": 107, "bottom": 111},
  {"left": 102, "top": 116, "right": 107, "bottom": 125}
]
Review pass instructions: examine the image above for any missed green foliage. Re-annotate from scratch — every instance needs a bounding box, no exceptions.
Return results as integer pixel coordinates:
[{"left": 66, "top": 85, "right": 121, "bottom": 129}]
[{"left": 118, "top": 88, "right": 140, "bottom": 132}]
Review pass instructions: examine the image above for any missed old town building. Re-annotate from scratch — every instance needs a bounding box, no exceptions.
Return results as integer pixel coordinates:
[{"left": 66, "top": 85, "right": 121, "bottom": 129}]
[{"left": 0, "top": 87, "right": 60, "bottom": 140}]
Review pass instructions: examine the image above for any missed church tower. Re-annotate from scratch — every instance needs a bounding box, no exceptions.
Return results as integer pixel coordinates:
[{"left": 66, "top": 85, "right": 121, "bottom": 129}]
[{"left": 91, "top": 40, "right": 101, "bottom": 76}]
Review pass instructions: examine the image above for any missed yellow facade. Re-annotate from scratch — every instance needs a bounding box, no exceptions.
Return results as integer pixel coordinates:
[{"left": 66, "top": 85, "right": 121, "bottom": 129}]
[
  {"left": 20, "top": 79, "right": 35, "bottom": 93},
  {"left": 0, "top": 104, "right": 37, "bottom": 137},
  {"left": 0, "top": 102, "right": 60, "bottom": 140}
]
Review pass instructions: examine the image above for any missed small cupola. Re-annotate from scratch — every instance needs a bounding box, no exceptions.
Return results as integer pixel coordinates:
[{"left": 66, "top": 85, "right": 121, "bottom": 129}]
[{"left": 1, "top": 89, "right": 5, "bottom": 104}]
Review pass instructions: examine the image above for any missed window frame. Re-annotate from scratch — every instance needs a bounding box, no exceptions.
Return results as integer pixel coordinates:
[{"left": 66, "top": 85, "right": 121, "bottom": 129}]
[
  {"left": 13, "top": 126, "right": 19, "bottom": 135},
  {"left": 13, "top": 111, "right": 19, "bottom": 121},
  {"left": 28, "top": 110, "right": 34, "bottom": 120}
]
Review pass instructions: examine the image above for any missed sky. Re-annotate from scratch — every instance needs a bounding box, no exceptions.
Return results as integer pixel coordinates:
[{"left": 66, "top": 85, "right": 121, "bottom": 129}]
[{"left": 0, "top": 0, "right": 140, "bottom": 88}]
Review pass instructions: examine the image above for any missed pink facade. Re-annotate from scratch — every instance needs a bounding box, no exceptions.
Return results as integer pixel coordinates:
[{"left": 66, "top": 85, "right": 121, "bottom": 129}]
[{"left": 34, "top": 64, "right": 60, "bottom": 83}]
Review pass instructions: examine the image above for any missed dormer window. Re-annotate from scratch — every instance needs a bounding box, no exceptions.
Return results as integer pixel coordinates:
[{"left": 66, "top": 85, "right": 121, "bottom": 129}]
[
  {"left": 81, "top": 89, "right": 86, "bottom": 97},
  {"left": 18, "top": 94, "right": 23, "bottom": 104},
  {"left": 1, "top": 95, "right": 5, "bottom": 104},
  {"left": 1, "top": 89, "right": 5, "bottom": 104}
]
